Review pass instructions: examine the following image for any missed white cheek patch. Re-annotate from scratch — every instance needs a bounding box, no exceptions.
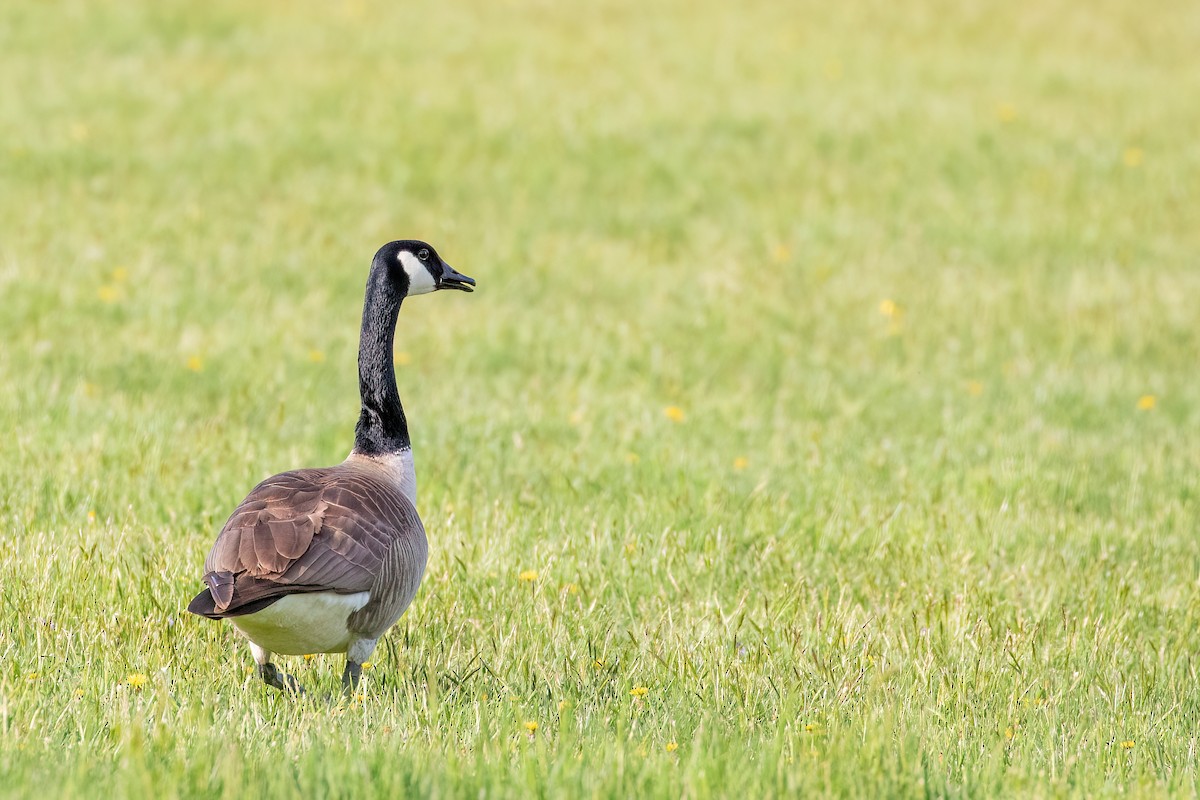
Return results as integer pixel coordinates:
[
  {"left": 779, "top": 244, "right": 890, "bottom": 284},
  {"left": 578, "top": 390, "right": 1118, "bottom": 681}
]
[{"left": 398, "top": 251, "right": 437, "bottom": 295}]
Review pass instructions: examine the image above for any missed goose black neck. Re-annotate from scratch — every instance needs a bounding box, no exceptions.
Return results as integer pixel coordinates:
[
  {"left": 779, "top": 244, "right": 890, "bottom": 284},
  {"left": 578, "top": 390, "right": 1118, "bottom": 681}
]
[{"left": 353, "top": 265, "right": 409, "bottom": 455}]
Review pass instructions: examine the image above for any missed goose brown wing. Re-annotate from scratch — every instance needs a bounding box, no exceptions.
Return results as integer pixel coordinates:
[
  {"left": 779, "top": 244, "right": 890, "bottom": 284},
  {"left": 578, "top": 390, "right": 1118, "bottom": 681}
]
[{"left": 193, "top": 467, "right": 418, "bottom": 617}]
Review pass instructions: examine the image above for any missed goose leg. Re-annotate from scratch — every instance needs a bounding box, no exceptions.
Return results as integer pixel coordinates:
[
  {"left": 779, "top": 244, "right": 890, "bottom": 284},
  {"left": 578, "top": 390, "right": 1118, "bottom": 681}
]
[
  {"left": 342, "top": 661, "right": 362, "bottom": 692},
  {"left": 343, "top": 638, "right": 378, "bottom": 694},
  {"left": 250, "top": 642, "right": 304, "bottom": 695}
]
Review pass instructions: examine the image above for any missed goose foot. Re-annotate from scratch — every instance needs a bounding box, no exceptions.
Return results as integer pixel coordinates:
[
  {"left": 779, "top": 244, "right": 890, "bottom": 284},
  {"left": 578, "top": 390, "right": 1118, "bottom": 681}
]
[{"left": 259, "top": 662, "right": 305, "bottom": 695}]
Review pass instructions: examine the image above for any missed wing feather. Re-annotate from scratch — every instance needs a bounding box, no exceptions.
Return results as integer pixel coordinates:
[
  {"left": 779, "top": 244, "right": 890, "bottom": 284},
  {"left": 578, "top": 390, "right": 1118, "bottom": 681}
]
[{"left": 195, "top": 465, "right": 422, "bottom": 616}]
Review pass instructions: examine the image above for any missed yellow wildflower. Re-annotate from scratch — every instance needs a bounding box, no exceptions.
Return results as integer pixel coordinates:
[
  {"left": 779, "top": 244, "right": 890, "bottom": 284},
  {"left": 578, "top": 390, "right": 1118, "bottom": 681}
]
[
  {"left": 524, "top": 720, "right": 538, "bottom": 733},
  {"left": 112, "top": 267, "right": 129, "bottom": 282},
  {"left": 519, "top": 569, "right": 538, "bottom": 582},
  {"left": 733, "top": 456, "right": 749, "bottom": 470},
  {"left": 303, "top": 654, "right": 315, "bottom": 661},
  {"left": 362, "top": 661, "right": 373, "bottom": 670},
  {"left": 126, "top": 673, "right": 148, "bottom": 688},
  {"left": 87, "top": 510, "right": 96, "bottom": 523},
  {"left": 664, "top": 406, "right": 685, "bottom": 422},
  {"left": 26, "top": 672, "right": 39, "bottom": 682},
  {"left": 624, "top": 542, "right": 636, "bottom": 555},
  {"left": 1123, "top": 148, "right": 1144, "bottom": 168},
  {"left": 1137, "top": 395, "right": 1156, "bottom": 411},
  {"left": 1120, "top": 740, "right": 1134, "bottom": 749},
  {"left": 308, "top": 349, "right": 326, "bottom": 363},
  {"left": 1005, "top": 727, "right": 1015, "bottom": 741},
  {"left": 563, "top": 583, "right": 579, "bottom": 595},
  {"left": 98, "top": 285, "right": 119, "bottom": 303},
  {"left": 879, "top": 298, "right": 904, "bottom": 336},
  {"left": 630, "top": 686, "right": 648, "bottom": 697},
  {"left": 186, "top": 356, "right": 203, "bottom": 372},
  {"left": 666, "top": 741, "right": 678, "bottom": 752}
]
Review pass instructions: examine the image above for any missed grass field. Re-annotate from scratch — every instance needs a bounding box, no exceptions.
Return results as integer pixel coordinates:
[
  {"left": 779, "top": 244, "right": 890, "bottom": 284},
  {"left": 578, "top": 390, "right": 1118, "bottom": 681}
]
[{"left": 3, "top": 0, "right": 1200, "bottom": 796}]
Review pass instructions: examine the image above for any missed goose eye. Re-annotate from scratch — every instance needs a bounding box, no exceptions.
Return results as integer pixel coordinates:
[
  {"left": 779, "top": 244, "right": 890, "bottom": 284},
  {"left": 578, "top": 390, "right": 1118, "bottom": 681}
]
[{"left": 418, "top": 249, "right": 430, "bottom": 261}]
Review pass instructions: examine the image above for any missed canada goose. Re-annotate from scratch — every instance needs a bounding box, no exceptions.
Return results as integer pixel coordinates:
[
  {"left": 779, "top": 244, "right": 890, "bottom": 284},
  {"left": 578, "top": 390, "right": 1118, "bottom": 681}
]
[{"left": 187, "top": 240, "right": 474, "bottom": 693}]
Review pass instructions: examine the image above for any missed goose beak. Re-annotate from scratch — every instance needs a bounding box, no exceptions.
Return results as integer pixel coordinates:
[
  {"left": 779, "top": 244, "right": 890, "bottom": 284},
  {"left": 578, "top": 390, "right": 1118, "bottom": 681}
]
[{"left": 438, "top": 263, "right": 475, "bottom": 293}]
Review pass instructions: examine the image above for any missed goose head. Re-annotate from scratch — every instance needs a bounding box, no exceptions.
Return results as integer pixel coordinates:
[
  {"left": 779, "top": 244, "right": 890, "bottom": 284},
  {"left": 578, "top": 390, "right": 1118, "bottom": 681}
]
[{"left": 374, "top": 240, "right": 475, "bottom": 297}]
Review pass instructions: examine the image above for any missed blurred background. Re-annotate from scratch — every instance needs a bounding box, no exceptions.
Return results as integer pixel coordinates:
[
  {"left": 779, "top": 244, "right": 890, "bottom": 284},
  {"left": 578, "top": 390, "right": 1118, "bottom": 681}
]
[{"left": 4, "top": 0, "right": 1197, "bottom": 526}]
